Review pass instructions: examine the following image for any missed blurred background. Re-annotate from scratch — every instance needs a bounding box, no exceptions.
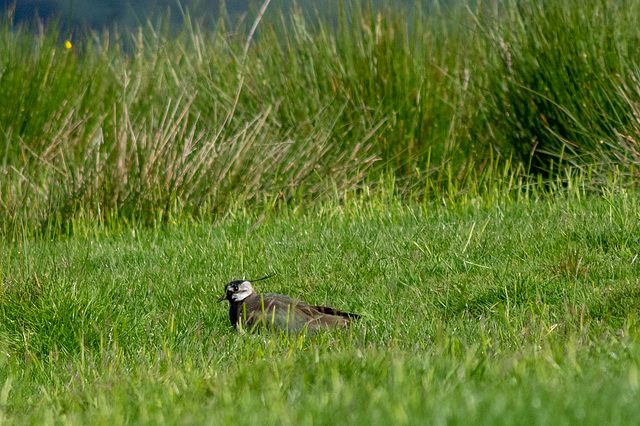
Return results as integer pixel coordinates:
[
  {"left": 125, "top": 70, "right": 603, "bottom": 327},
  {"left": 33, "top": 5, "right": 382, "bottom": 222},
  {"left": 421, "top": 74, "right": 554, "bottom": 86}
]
[
  {"left": 5, "top": 0, "right": 408, "bottom": 29},
  {"left": 10, "top": 0, "right": 248, "bottom": 29}
]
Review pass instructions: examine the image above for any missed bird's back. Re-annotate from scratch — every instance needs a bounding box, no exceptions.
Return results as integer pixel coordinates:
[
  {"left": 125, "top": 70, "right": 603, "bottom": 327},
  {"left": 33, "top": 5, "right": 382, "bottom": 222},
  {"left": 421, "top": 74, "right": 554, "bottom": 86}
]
[{"left": 239, "top": 292, "right": 357, "bottom": 333}]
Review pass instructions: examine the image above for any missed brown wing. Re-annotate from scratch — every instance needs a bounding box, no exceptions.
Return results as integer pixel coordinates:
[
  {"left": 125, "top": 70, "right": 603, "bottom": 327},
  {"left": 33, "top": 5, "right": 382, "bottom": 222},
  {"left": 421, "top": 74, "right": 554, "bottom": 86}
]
[{"left": 241, "top": 293, "right": 359, "bottom": 332}]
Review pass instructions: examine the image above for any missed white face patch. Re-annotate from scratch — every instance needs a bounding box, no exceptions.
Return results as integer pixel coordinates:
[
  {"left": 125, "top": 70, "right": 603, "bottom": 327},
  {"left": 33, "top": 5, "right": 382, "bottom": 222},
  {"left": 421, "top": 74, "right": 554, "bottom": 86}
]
[{"left": 231, "top": 281, "right": 254, "bottom": 302}]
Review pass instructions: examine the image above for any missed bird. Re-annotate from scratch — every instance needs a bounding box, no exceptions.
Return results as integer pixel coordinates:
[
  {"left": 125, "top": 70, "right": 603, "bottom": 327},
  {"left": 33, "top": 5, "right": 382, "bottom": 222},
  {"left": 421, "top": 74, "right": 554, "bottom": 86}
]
[{"left": 216, "top": 275, "right": 360, "bottom": 333}]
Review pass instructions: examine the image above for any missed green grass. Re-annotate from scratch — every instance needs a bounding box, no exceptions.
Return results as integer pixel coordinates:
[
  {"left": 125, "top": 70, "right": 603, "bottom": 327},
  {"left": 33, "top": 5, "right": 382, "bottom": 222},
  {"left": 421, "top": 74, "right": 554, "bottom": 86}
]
[
  {"left": 2, "top": 0, "right": 640, "bottom": 423},
  {"left": 1, "top": 184, "right": 639, "bottom": 424},
  {"left": 476, "top": 0, "right": 640, "bottom": 172},
  {"left": 2, "top": 0, "right": 640, "bottom": 231}
]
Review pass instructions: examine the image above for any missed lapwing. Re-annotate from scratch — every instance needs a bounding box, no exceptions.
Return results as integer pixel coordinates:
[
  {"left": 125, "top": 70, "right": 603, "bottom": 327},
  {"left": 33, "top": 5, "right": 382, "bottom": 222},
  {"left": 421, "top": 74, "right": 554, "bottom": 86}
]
[{"left": 217, "top": 275, "right": 360, "bottom": 333}]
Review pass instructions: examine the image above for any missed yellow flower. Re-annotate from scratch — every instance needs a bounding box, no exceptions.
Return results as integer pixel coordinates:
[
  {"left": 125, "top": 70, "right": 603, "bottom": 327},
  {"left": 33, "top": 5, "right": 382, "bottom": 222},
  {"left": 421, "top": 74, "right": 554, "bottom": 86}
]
[{"left": 65, "top": 40, "right": 72, "bottom": 49}]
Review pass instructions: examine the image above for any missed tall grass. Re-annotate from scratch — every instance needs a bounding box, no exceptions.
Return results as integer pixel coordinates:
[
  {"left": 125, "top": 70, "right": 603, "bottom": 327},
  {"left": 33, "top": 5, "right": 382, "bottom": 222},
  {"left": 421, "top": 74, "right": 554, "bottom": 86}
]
[
  {"left": 1, "top": 0, "right": 640, "bottom": 234},
  {"left": 476, "top": 0, "right": 640, "bottom": 172}
]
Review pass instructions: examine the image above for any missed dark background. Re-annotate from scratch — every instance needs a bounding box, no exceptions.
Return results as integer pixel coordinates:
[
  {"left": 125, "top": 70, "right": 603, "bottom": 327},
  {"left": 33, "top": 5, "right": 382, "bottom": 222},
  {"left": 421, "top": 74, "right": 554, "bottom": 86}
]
[
  {"left": 5, "top": 0, "right": 408, "bottom": 29},
  {"left": 9, "top": 0, "right": 249, "bottom": 28}
]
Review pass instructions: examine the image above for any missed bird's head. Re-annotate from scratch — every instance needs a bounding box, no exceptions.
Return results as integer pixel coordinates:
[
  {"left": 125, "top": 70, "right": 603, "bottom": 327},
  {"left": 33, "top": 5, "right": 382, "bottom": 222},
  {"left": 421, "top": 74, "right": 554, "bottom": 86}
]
[
  {"left": 217, "top": 273, "right": 275, "bottom": 303},
  {"left": 217, "top": 280, "right": 254, "bottom": 303}
]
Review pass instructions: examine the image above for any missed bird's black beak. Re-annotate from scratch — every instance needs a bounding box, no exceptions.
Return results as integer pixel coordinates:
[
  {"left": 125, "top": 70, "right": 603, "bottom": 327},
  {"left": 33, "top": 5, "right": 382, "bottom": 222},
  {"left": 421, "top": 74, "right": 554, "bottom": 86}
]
[{"left": 216, "top": 294, "right": 226, "bottom": 303}]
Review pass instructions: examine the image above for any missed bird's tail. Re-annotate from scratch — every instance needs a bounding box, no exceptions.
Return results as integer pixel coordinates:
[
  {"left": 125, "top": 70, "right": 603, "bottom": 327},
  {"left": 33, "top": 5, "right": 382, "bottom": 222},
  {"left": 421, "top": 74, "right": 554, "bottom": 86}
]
[{"left": 311, "top": 305, "right": 360, "bottom": 320}]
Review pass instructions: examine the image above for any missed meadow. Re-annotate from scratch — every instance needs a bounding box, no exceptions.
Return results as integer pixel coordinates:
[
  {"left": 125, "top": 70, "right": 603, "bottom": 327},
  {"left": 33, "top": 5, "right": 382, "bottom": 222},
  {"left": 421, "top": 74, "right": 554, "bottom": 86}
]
[
  {"left": 1, "top": 182, "right": 640, "bottom": 424},
  {"left": 1, "top": 0, "right": 640, "bottom": 423}
]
